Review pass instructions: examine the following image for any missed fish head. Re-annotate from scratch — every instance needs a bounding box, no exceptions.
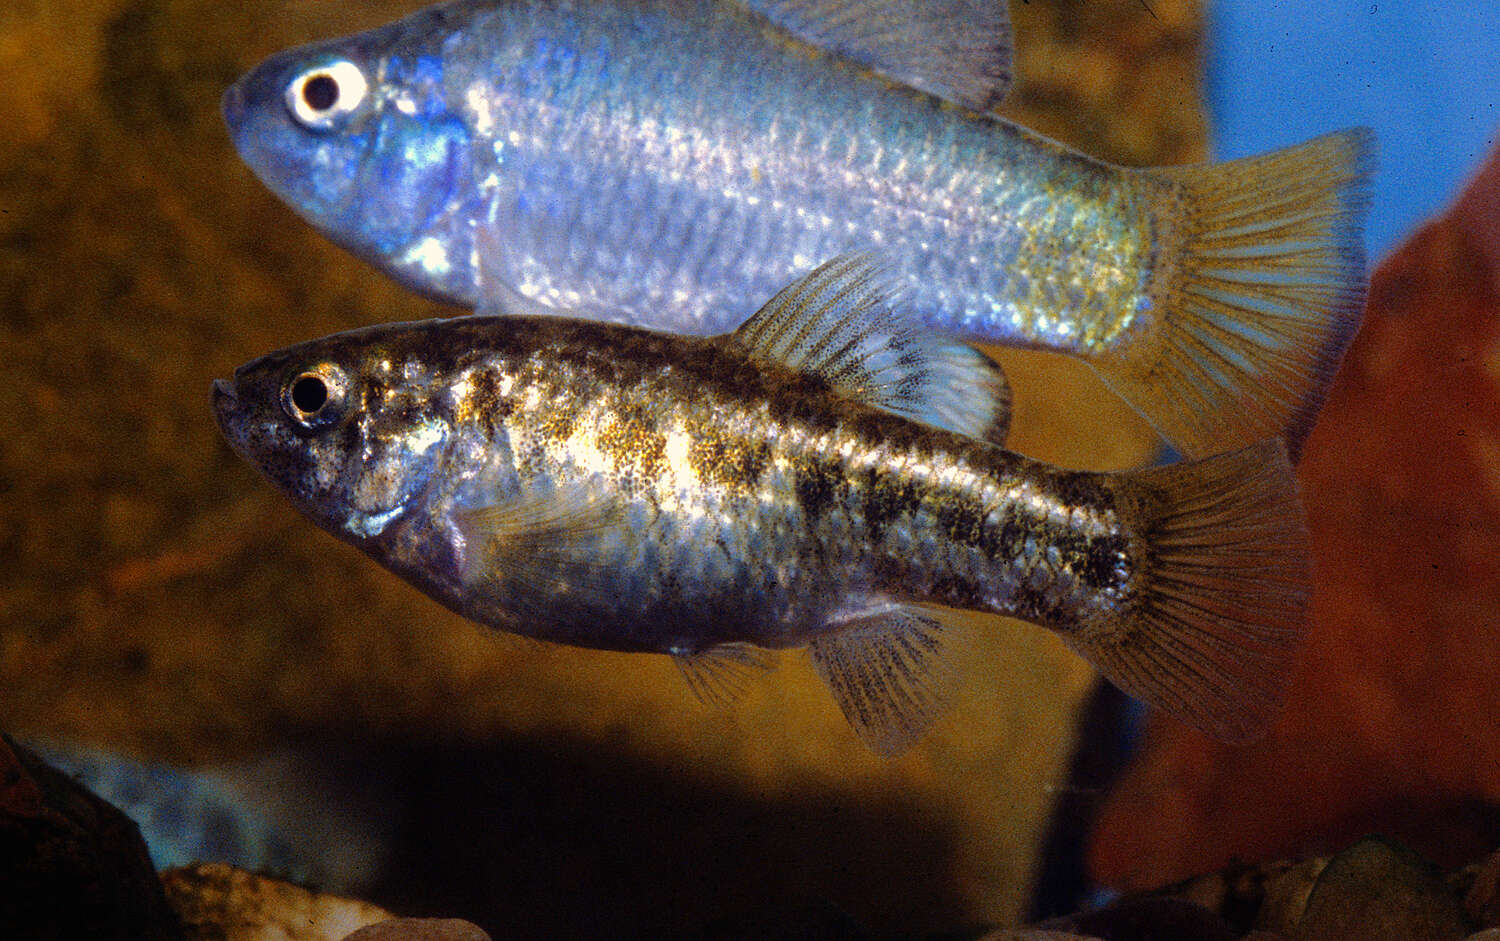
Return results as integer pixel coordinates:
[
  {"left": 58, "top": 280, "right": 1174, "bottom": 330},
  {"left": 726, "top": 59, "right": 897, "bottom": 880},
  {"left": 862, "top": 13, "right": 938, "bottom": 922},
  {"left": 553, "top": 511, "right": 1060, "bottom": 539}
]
[
  {"left": 224, "top": 24, "right": 477, "bottom": 305},
  {"left": 213, "top": 327, "right": 456, "bottom": 544}
]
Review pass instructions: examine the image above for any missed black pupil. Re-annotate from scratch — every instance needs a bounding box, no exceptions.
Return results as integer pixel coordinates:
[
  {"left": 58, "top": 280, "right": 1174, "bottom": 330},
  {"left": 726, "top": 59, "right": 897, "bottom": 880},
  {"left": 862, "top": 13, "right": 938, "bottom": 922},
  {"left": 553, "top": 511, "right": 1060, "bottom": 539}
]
[
  {"left": 291, "top": 375, "right": 328, "bottom": 415},
  {"left": 302, "top": 74, "right": 339, "bottom": 112}
]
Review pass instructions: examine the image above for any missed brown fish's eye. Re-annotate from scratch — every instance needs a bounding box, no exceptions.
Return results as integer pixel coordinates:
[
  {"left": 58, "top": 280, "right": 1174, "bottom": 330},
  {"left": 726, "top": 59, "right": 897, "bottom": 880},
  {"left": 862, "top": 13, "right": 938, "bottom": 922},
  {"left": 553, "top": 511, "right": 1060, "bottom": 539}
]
[
  {"left": 283, "top": 363, "right": 347, "bottom": 429},
  {"left": 285, "top": 59, "right": 368, "bottom": 130},
  {"left": 291, "top": 374, "right": 328, "bottom": 413}
]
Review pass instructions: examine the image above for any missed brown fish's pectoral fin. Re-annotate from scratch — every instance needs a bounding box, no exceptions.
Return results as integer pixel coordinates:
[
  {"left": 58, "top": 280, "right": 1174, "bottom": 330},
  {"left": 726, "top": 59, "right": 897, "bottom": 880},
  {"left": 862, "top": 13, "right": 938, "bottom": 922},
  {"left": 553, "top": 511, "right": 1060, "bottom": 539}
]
[
  {"left": 452, "top": 480, "right": 625, "bottom": 600},
  {"left": 672, "top": 643, "right": 776, "bottom": 707},
  {"left": 739, "top": 0, "right": 1013, "bottom": 112},
  {"left": 1095, "top": 128, "right": 1375, "bottom": 461},
  {"left": 1066, "top": 440, "right": 1310, "bottom": 744},
  {"left": 808, "top": 600, "right": 965, "bottom": 757},
  {"left": 731, "top": 254, "right": 1011, "bottom": 446}
]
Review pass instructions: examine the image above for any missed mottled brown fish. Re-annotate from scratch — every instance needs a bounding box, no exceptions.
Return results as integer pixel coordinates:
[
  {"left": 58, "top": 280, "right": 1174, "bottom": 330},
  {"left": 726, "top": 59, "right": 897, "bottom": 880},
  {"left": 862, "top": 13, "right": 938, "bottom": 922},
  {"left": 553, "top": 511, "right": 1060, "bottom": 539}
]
[{"left": 213, "top": 257, "right": 1309, "bottom": 753}]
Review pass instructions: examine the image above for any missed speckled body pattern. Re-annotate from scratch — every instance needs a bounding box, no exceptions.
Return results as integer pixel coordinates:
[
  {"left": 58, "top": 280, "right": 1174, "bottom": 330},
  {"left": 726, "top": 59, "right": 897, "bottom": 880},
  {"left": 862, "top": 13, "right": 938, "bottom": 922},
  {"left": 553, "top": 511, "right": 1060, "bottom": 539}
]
[
  {"left": 213, "top": 316, "right": 1137, "bottom": 656},
  {"left": 225, "top": 0, "right": 1161, "bottom": 353}
]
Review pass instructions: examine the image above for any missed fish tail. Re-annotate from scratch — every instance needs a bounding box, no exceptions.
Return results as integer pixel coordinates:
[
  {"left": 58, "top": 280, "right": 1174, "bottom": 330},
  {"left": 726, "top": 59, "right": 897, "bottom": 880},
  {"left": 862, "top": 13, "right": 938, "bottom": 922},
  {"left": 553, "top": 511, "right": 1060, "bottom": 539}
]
[
  {"left": 1066, "top": 440, "right": 1310, "bottom": 743},
  {"left": 1093, "top": 128, "right": 1375, "bottom": 461}
]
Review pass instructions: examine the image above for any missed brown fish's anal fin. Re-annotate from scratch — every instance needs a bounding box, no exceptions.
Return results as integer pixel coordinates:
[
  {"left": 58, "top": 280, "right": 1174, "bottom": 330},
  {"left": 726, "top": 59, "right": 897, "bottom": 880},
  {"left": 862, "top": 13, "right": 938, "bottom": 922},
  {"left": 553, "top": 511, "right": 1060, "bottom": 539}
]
[
  {"left": 740, "top": 0, "right": 1013, "bottom": 112},
  {"left": 453, "top": 480, "right": 626, "bottom": 601},
  {"left": 808, "top": 601, "right": 966, "bottom": 756},
  {"left": 731, "top": 253, "right": 1011, "bottom": 446},
  {"left": 1065, "top": 440, "right": 1310, "bottom": 744},
  {"left": 672, "top": 643, "right": 776, "bottom": 707},
  {"left": 1095, "top": 128, "right": 1376, "bottom": 461}
]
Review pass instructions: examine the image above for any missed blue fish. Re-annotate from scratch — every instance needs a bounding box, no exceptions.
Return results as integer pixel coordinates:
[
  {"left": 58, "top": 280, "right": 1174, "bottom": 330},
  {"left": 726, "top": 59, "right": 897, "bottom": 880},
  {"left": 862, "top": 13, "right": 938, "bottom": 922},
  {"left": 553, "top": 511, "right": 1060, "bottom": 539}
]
[{"left": 224, "top": 0, "right": 1374, "bottom": 460}]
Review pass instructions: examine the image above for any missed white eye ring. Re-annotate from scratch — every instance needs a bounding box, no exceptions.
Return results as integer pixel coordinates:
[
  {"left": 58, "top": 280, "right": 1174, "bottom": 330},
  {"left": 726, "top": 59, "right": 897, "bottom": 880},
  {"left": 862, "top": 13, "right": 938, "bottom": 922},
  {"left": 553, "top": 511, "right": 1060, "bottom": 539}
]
[{"left": 285, "top": 59, "right": 368, "bottom": 130}]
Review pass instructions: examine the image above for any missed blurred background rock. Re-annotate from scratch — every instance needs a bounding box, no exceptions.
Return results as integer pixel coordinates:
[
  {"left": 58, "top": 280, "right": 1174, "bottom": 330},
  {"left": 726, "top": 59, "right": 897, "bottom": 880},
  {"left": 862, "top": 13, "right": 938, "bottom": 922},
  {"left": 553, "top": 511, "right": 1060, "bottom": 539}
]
[{"left": 2, "top": 0, "right": 1196, "bottom": 935}]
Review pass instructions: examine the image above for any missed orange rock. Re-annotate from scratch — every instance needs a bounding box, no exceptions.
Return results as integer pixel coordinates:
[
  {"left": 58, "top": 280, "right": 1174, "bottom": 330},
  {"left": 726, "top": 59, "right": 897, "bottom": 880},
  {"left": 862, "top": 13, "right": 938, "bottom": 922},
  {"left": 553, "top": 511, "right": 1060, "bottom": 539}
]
[{"left": 1090, "top": 141, "right": 1500, "bottom": 890}]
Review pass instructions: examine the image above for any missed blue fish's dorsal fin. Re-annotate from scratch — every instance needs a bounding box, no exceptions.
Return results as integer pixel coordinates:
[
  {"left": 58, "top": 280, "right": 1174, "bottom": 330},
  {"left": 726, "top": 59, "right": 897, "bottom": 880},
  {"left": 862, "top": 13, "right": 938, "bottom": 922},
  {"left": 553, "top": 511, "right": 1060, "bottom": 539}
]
[
  {"left": 739, "top": 0, "right": 1013, "bottom": 111},
  {"left": 730, "top": 254, "right": 1011, "bottom": 445},
  {"left": 808, "top": 601, "right": 966, "bottom": 756}
]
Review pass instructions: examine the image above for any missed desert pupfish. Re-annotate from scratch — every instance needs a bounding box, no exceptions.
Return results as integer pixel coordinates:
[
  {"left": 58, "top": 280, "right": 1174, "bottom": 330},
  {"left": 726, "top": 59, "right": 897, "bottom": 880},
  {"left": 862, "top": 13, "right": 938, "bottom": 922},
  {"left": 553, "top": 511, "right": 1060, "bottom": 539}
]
[{"left": 213, "top": 256, "right": 1309, "bottom": 753}]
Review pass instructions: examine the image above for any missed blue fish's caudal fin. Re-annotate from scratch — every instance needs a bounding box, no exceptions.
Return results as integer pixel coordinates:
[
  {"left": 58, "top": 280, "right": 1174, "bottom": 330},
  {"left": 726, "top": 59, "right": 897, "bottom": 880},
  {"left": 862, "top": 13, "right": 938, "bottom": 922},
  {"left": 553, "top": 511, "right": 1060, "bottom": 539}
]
[
  {"left": 1066, "top": 440, "right": 1310, "bottom": 744},
  {"left": 1095, "top": 129, "right": 1376, "bottom": 461}
]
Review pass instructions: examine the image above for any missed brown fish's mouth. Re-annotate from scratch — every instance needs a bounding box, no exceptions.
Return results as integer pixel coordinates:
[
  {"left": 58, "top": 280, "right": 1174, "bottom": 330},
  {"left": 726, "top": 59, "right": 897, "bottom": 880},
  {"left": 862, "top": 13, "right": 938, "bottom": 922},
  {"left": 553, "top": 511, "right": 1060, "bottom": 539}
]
[
  {"left": 211, "top": 377, "right": 238, "bottom": 413},
  {"left": 211, "top": 378, "right": 245, "bottom": 445}
]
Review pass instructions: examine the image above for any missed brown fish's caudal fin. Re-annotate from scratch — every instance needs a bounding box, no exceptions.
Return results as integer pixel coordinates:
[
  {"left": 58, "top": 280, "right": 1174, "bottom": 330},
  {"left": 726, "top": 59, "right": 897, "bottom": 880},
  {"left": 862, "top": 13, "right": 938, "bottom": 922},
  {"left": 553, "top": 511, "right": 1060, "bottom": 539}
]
[
  {"left": 1065, "top": 440, "right": 1310, "bottom": 744},
  {"left": 1094, "top": 128, "right": 1375, "bottom": 462}
]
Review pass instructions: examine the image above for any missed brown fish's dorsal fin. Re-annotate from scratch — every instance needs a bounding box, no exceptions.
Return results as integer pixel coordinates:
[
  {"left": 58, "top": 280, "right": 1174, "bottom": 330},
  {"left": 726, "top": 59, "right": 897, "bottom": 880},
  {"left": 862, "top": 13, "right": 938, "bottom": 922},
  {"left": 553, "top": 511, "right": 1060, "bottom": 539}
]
[
  {"left": 808, "top": 601, "right": 966, "bottom": 756},
  {"left": 739, "top": 0, "right": 1014, "bottom": 111},
  {"left": 672, "top": 643, "right": 776, "bottom": 706},
  {"left": 730, "top": 254, "right": 1011, "bottom": 445}
]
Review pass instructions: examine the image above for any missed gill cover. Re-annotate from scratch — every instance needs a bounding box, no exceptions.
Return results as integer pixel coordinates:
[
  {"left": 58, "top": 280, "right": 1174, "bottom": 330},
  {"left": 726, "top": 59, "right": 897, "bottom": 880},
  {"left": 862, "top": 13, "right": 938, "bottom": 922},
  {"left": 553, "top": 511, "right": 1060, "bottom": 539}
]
[
  {"left": 223, "top": 20, "right": 476, "bottom": 301},
  {"left": 213, "top": 343, "right": 449, "bottom": 542}
]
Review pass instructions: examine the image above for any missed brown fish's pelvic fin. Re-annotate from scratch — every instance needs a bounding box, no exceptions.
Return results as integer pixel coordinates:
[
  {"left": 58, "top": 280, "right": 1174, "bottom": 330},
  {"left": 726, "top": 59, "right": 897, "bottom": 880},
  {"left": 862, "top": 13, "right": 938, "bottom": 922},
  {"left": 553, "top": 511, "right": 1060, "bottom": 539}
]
[
  {"left": 453, "top": 480, "right": 626, "bottom": 604},
  {"left": 741, "top": 0, "right": 1013, "bottom": 112},
  {"left": 672, "top": 643, "right": 777, "bottom": 707},
  {"left": 732, "top": 253, "right": 1011, "bottom": 445},
  {"left": 808, "top": 600, "right": 966, "bottom": 756},
  {"left": 1065, "top": 439, "right": 1310, "bottom": 744},
  {"left": 1095, "top": 127, "right": 1375, "bottom": 461}
]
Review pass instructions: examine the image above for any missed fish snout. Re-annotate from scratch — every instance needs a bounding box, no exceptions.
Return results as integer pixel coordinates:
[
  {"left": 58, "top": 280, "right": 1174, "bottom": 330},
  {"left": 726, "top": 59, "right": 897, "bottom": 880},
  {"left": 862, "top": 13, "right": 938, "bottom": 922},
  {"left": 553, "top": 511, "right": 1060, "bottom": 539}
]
[
  {"left": 211, "top": 378, "right": 242, "bottom": 428},
  {"left": 221, "top": 83, "right": 246, "bottom": 131}
]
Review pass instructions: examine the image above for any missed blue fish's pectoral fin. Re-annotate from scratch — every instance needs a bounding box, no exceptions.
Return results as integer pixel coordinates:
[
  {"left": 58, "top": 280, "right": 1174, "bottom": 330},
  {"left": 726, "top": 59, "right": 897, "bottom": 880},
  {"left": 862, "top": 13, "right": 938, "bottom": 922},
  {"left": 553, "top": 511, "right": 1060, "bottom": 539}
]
[
  {"left": 473, "top": 271, "right": 558, "bottom": 319},
  {"left": 672, "top": 643, "right": 776, "bottom": 707},
  {"left": 730, "top": 253, "right": 1011, "bottom": 445},
  {"left": 808, "top": 601, "right": 964, "bottom": 756},
  {"left": 471, "top": 221, "right": 560, "bottom": 318},
  {"left": 740, "top": 0, "right": 1013, "bottom": 112},
  {"left": 453, "top": 480, "right": 625, "bottom": 604}
]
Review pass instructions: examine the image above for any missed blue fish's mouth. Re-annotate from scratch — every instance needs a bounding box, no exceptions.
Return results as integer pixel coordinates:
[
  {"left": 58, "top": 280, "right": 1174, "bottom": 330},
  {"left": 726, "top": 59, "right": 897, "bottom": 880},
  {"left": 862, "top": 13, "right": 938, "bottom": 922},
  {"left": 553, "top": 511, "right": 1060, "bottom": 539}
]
[{"left": 221, "top": 82, "right": 247, "bottom": 133}]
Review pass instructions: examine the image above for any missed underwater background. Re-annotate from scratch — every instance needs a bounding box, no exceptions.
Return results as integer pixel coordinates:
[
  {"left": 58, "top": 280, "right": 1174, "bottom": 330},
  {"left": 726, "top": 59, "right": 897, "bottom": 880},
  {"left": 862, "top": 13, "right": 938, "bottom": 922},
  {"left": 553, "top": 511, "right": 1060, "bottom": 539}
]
[
  {"left": 1206, "top": 0, "right": 1500, "bottom": 257},
  {"left": 2, "top": 0, "right": 1498, "bottom": 937}
]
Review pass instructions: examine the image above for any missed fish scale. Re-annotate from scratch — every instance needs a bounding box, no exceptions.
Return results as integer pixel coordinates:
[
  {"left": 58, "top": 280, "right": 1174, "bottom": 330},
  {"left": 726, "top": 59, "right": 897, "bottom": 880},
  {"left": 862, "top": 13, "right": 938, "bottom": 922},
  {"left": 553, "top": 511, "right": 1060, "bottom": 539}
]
[{"left": 433, "top": 323, "right": 1108, "bottom": 644}]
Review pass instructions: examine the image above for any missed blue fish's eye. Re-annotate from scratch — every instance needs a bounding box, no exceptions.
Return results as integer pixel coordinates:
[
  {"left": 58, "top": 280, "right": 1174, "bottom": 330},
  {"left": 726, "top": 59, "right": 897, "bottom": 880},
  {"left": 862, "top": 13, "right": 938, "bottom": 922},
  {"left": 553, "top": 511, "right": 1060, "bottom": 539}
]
[
  {"left": 284, "top": 59, "right": 368, "bottom": 130},
  {"left": 282, "top": 363, "right": 348, "bottom": 429}
]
